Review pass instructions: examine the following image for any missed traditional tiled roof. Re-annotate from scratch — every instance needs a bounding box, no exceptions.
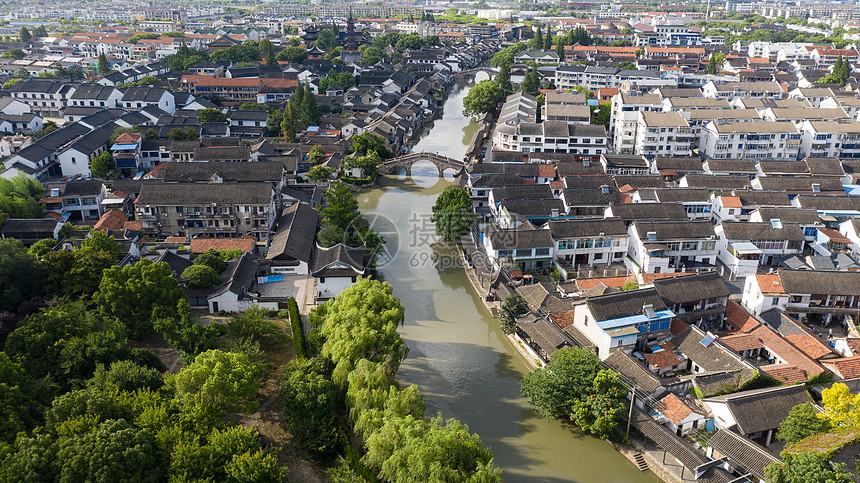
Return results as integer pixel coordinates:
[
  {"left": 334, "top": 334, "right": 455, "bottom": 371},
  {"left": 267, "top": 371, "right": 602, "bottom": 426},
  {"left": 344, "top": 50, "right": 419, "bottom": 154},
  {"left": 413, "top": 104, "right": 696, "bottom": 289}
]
[
  {"left": 705, "top": 385, "right": 813, "bottom": 436},
  {"left": 761, "top": 364, "right": 807, "bottom": 384},
  {"left": 719, "top": 333, "right": 763, "bottom": 352},
  {"left": 724, "top": 301, "right": 761, "bottom": 333},
  {"left": 823, "top": 356, "right": 860, "bottom": 379},
  {"left": 189, "top": 236, "right": 255, "bottom": 254},
  {"left": 93, "top": 209, "right": 128, "bottom": 232},
  {"left": 644, "top": 350, "right": 683, "bottom": 369},
  {"left": 708, "top": 429, "right": 780, "bottom": 480},
  {"left": 656, "top": 393, "right": 704, "bottom": 425}
]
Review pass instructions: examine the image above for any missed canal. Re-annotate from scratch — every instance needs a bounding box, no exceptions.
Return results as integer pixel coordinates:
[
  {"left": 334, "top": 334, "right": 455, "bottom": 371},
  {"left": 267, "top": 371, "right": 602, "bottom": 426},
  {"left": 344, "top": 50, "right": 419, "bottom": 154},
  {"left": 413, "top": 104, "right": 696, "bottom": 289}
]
[{"left": 356, "top": 80, "right": 660, "bottom": 483}]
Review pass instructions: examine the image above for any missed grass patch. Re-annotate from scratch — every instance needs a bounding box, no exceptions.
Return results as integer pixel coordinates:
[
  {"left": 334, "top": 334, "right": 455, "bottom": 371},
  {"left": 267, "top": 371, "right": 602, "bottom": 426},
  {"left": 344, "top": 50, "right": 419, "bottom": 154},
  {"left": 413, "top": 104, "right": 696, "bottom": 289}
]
[{"left": 787, "top": 427, "right": 860, "bottom": 458}]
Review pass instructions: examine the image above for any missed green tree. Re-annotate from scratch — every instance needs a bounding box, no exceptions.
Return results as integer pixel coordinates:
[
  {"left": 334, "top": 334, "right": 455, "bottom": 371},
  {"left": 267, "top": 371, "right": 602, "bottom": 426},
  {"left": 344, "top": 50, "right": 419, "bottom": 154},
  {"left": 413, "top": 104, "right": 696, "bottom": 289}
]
[
  {"left": 302, "top": 85, "right": 320, "bottom": 126},
  {"left": 97, "top": 53, "right": 110, "bottom": 76},
  {"left": 498, "top": 294, "right": 528, "bottom": 334},
  {"left": 95, "top": 259, "right": 185, "bottom": 337},
  {"left": 56, "top": 419, "right": 163, "bottom": 483},
  {"left": 0, "top": 175, "right": 45, "bottom": 219},
  {"left": 521, "top": 64, "right": 540, "bottom": 96},
  {"left": 88, "top": 359, "right": 164, "bottom": 392},
  {"left": 154, "top": 299, "right": 218, "bottom": 362},
  {"left": 777, "top": 403, "right": 832, "bottom": 446},
  {"left": 281, "top": 359, "right": 342, "bottom": 460},
  {"left": 41, "top": 245, "right": 116, "bottom": 299},
  {"left": 168, "top": 126, "right": 199, "bottom": 140},
  {"left": 174, "top": 350, "right": 261, "bottom": 412},
  {"left": 308, "top": 165, "right": 334, "bottom": 182},
  {"left": 90, "top": 150, "right": 115, "bottom": 178},
  {"left": 19, "top": 26, "right": 30, "bottom": 42},
  {"left": 0, "top": 352, "right": 48, "bottom": 442},
  {"left": 622, "top": 281, "right": 639, "bottom": 291},
  {"left": 348, "top": 132, "right": 392, "bottom": 158},
  {"left": 276, "top": 46, "right": 307, "bottom": 63},
  {"left": 704, "top": 55, "right": 719, "bottom": 74},
  {"left": 194, "top": 248, "right": 226, "bottom": 273},
  {"left": 317, "top": 29, "right": 339, "bottom": 51},
  {"left": 556, "top": 38, "right": 565, "bottom": 61},
  {"left": 307, "top": 144, "right": 326, "bottom": 165},
  {"left": 313, "top": 277, "right": 407, "bottom": 381},
  {"left": 521, "top": 347, "right": 628, "bottom": 439},
  {"left": 199, "top": 108, "right": 227, "bottom": 123},
  {"left": 593, "top": 101, "right": 612, "bottom": 128},
  {"left": 182, "top": 264, "right": 221, "bottom": 287},
  {"left": 0, "top": 239, "right": 44, "bottom": 313},
  {"left": 2, "top": 49, "right": 25, "bottom": 60},
  {"left": 765, "top": 451, "right": 853, "bottom": 483},
  {"left": 27, "top": 237, "right": 56, "bottom": 257},
  {"left": 430, "top": 185, "right": 475, "bottom": 243},
  {"left": 363, "top": 415, "right": 502, "bottom": 482},
  {"left": 544, "top": 25, "right": 553, "bottom": 50},
  {"left": 463, "top": 79, "right": 499, "bottom": 117},
  {"left": 532, "top": 25, "right": 543, "bottom": 50},
  {"left": 821, "top": 382, "right": 860, "bottom": 427},
  {"left": 495, "top": 60, "right": 513, "bottom": 95}
]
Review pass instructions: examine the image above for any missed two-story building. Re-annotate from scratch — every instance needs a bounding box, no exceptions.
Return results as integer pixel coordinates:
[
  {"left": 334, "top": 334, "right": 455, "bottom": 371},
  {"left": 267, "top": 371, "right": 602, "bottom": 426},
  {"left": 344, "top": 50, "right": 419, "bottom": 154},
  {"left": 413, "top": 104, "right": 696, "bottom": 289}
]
[
  {"left": 627, "top": 221, "right": 718, "bottom": 274},
  {"left": 546, "top": 218, "right": 628, "bottom": 267},
  {"left": 742, "top": 270, "right": 860, "bottom": 325},
  {"left": 571, "top": 288, "right": 675, "bottom": 359},
  {"left": 715, "top": 221, "right": 806, "bottom": 278}
]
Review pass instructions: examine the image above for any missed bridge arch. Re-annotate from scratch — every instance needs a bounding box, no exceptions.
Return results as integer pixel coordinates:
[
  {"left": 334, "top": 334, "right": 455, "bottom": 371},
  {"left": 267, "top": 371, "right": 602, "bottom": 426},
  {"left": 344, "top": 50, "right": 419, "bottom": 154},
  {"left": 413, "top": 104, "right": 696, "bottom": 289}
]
[
  {"left": 377, "top": 152, "right": 466, "bottom": 178},
  {"left": 455, "top": 67, "right": 498, "bottom": 82}
]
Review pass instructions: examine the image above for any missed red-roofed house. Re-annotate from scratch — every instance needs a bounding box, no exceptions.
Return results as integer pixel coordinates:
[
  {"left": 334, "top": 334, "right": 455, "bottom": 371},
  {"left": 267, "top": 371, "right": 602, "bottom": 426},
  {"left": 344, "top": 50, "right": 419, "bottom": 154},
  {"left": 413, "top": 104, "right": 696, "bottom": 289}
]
[
  {"left": 93, "top": 209, "right": 129, "bottom": 232},
  {"left": 655, "top": 393, "right": 707, "bottom": 435},
  {"left": 823, "top": 356, "right": 860, "bottom": 379}
]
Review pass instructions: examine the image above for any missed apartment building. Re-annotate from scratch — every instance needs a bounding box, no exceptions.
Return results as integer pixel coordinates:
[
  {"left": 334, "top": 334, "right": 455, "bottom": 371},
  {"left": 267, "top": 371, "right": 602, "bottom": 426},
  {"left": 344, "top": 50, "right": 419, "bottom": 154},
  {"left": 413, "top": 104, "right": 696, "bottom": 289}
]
[
  {"left": 799, "top": 120, "right": 860, "bottom": 159},
  {"left": 610, "top": 93, "right": 663, "bottom": 154},
  {"left": 135, "top": 182, "right": 277, "bottom": 241},
  {"left": 492, "top": 121, "right": 608, "bottom": 157},
  {"left": 634, "top": 111, "right": 692, "bottom": 158},
  {"left": 700, "top": 121, "right": 801, "bottom": 160},
  {"left": 180, "top": 75, "right": 298, "bottom": 103},
  {"left": 701, "top": 81, "right": 784, "bottom": 101}
]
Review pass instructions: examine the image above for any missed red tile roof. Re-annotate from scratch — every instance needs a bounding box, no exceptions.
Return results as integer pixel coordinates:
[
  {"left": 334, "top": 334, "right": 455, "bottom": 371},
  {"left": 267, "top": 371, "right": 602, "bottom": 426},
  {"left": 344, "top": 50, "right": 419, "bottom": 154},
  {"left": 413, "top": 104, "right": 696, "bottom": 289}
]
[
  {"left": 538, "top": 164, "right": 556, "bottom": 178},
  {"left": 761, "top": 364, "right": 807, "bottom": 384},
  {"left": 757, "top": 274, "right": 784, "bottom": 294},
  {"left": 113, "top": 133, "right": 141, "bottom": 144},
  {"left": 93, "top": 209, "right": 128, "bottom": 232},
  {"left": 748, "top": 323, "right": 825, "bottom": 381},
  {"left": 724, "top": 300, "right": 761, "bottom": 333},
  {"left": 823, "top": 356, "right": 860, "bottom": 379},
  {"left": 720, "top": 333, "right": 764, "bottom": 352},
  {"left": 785, "top": 333, "right": 834, "bottom": 360},
  {"left": 656, "top": 393, "right": 704, "bottom": 425},
  {"left": 575, "top": 276, "right": 636, "bottom": 290},
  {"left": 123, "top": 220, "right": 140, "bottom": 231},
  {"left": 644, "top": 350, "right": 683, "bottom": 369},
  {"left": 720, "top": 196, "right": 742, "bottom": 208},
  {"left": 847, "top": 339, "right": 860, "bottom": 357},
  {"left": 180, "top": 75, "right": 298, "bottom": 88},
  {"left": 549, "top": 311, "right": 576, "bottom": 329},
  {"left": 190, "top": 236, "right": 255, "bottom": 254}
]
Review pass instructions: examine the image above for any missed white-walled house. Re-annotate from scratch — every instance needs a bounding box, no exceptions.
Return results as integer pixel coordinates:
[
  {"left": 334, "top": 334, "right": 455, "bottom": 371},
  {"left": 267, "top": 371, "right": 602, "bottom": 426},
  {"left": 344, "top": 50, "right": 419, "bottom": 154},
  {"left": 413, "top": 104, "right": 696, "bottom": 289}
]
[
  {"left": 571, "top": 288, "right": 675, "bottom": 360},
  {"left": 627, "top": 221, "right": 717, "bottom": 274},
  {"left": 546, "top": 218, "right": 629, "bottom": 267},
  {"left": 207, "top": 253, "right": 280, "bottom": 313},
  {"left": 839, "top": 219, "right": 860, "bottom": 257},
  {"left": 742, "top": 270, "right": 860, "bottom": 323},
  {"left": 655, "top": 393, "right": 708, "bottom": 436},
  {"left": 714, "top": 221, "right": 806, "bottom": 278},
  {"left": 484, "top": 226, "right": 554, "bottom": 271},
  {"left": 310, "top": 243, "right": 370, "bottom": 300}
]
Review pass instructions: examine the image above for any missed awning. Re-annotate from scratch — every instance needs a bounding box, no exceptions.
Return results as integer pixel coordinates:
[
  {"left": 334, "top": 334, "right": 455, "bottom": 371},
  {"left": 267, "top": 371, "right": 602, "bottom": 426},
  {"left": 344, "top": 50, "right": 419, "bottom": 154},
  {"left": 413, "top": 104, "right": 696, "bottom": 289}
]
[{"left": 730, "top": 242, "right": 761, "bottom": 255}]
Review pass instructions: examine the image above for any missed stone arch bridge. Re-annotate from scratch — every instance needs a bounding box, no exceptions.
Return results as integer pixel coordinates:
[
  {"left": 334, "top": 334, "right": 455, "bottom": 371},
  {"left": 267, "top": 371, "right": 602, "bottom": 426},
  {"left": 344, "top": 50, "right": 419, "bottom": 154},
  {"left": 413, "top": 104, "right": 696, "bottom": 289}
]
[
  {"left": 454, "top": 67, "right": 499, "bottom": 82},
  {"left": 377, "top": 152, "right": 466, "bottom": 176}
]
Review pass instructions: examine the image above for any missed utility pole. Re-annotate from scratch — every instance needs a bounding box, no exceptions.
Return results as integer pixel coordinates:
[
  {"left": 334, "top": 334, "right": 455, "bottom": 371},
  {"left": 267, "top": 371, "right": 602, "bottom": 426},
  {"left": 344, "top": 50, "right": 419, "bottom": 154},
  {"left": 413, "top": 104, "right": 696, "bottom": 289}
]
[{"left": 626, "top": 384, "right": 636, "bottom": 441}]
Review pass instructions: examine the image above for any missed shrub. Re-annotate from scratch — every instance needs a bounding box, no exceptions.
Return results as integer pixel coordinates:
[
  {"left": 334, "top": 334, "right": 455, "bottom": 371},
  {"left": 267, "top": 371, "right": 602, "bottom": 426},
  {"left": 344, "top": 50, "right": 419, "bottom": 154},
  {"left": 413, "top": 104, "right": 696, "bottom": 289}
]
[{"left": 181, "top": 265, "right": 221, "bottom": 288}]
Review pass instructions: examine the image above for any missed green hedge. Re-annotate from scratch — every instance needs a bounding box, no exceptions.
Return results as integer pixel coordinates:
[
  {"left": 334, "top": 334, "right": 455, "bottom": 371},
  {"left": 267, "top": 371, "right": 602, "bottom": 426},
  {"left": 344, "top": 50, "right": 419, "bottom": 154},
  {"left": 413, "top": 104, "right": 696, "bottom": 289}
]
[{"left": 288, "top": 297, "right": 307, "bottom": 359}]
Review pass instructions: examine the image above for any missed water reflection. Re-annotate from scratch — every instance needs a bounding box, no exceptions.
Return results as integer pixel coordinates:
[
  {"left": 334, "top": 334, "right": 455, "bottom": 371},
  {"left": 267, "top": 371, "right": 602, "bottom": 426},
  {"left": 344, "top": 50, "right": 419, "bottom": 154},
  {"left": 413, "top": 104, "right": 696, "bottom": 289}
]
[{"left": 355, "top": 79, "right": 659, "bottom": 483}]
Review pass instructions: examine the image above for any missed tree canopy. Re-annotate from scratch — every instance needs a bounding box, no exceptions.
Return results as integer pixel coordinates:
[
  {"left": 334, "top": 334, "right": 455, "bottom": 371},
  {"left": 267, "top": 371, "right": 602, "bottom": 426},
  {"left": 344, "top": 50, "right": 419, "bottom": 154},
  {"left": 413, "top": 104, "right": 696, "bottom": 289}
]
[
  {"left": 521, "top": 347, "right": 627, "bottom": 439},
  {"left": 777, "top": 403, "right": 831, "bottom": 446},
  {"left": 430, "top": 185, "right": 475, "bottom": 243},
  {"left": 462, "top": 80, "right": 499, "bottom": 117}
]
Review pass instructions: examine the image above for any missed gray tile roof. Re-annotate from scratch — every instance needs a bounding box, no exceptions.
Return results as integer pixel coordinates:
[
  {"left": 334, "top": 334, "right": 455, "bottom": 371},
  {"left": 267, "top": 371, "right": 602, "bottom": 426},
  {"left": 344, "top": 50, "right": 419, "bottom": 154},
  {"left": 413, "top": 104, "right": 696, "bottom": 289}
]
[
  {"left": 719, "top": 221, "right": 806, "bottom": 242},
  {"left": 654, "top": 272, "right": 731, "bottom": 306},
  {"left": 267, "top": 203, "right": 319, "bottom": 264},
  {"left": 136, "top": 182, "right": 272, "bottom": 205},
  {"left": 704, "top": 385, "right": 813, "bottom": 435},
  {"left": 586, "top": 287, "right": 667, "bottom": 322},
  {"left": 708, "top": 429, "right": 780, "bottom": 480}
]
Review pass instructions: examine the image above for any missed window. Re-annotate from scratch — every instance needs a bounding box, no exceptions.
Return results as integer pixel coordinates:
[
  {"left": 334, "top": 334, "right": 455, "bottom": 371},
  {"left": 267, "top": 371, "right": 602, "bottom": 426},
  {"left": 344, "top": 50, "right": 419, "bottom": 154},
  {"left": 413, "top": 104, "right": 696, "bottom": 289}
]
[
  {"left": 681, "top": 241, "right": 698, "bottom": 251},
  {"left": 772, "top": 297, "right": 779, "bottom": 305},
  {"left": 701, "top": 240, "right": 716, "bottom": 251},
  {"left": 515, "top": 249, "right": 532, "bottom": 257},
  {"left": 535, "top": 248, "right": 550, "bottom": 256}
]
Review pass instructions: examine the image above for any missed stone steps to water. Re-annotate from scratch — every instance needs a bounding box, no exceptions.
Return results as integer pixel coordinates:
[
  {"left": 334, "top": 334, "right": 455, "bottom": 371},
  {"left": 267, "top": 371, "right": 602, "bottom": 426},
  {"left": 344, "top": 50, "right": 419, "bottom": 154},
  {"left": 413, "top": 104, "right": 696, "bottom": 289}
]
[{"left": 632, "top": 453, "right": 649, "bottom": 472}]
